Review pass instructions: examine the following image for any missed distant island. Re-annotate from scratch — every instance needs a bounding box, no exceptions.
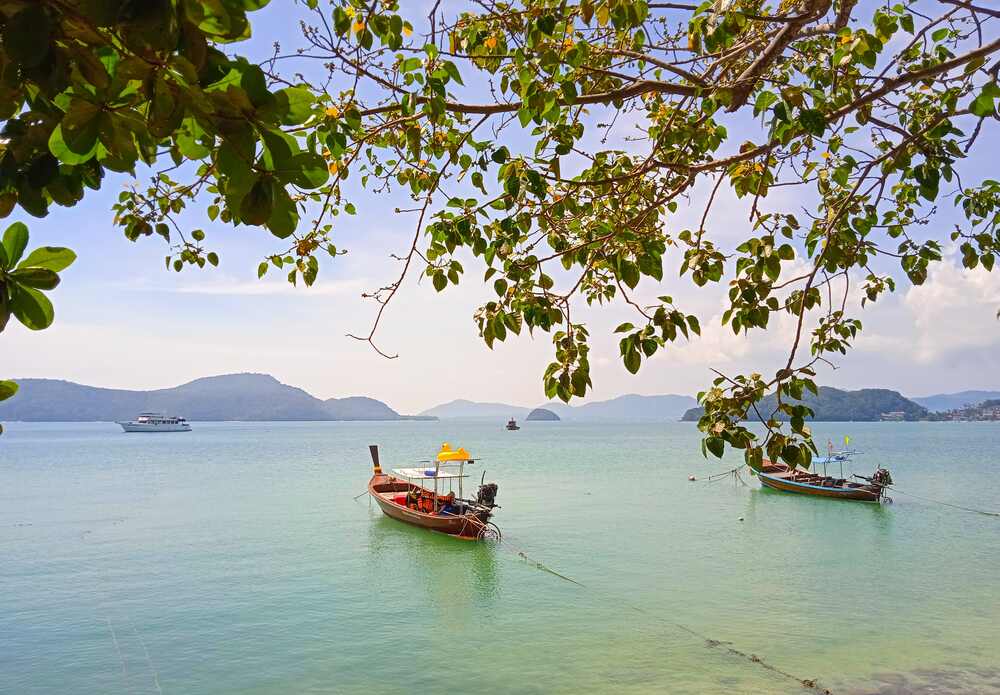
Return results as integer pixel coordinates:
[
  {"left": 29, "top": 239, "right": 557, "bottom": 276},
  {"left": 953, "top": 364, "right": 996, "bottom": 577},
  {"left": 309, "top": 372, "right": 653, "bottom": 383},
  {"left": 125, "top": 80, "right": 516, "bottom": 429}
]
[
  {"left": 420, "top": 393, "right": 698, "bottom": 421},
  {"left": 0, "top": 373, "right": 436, "bottom": 422},
  {"left": 681, "top": 387, "right": 929, "bottom": 422},
  {"left": 526, "top": 408, "right": 560, "bottom": 422}
]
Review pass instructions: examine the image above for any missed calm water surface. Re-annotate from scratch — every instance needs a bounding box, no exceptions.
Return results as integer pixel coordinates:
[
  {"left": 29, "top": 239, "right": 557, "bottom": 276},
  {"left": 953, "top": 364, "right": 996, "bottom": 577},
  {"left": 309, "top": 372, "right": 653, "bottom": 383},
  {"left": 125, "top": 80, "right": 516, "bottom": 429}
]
[{"left": 1, "top": 421, "right": 999, "bottom": 694}]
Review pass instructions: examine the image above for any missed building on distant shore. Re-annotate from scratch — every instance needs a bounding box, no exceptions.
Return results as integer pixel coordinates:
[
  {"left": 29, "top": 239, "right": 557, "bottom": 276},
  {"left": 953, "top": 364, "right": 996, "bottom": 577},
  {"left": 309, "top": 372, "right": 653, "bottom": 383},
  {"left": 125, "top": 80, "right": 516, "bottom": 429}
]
[
  {"left": 926, "top": 399, "right": 1000, "bottom": 422},
  {"left": 880, "top": 411, "right": 906, "bottom": 421}
]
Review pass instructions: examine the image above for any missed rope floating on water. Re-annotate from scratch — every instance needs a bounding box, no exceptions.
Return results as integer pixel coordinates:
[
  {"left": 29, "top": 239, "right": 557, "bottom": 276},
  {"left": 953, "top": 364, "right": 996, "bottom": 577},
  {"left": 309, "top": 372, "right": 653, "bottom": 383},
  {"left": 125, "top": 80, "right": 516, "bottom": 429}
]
[
  {"left": 496, "top": 537, "right": 585, "bottom": 587},
  {"left": 888, "top": 487, "right": 1000, "bottom": 518},
  {"left": 104, "top": 617, "right": 129, "bottom": 693},
  {"left": 495, "top": 534, "right": 831, "bottom": 693},
  {"left": 129, "top": 617, "right": 163, "bottom": 695}
]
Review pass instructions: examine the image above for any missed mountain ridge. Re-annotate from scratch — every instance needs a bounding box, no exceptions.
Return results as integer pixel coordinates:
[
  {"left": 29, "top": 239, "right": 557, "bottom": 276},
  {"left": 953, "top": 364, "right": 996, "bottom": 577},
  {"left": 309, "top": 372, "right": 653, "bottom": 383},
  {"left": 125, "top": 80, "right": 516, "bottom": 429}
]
[
  {"left": 911, "top": 390, "right": 1000, "bottom": 413},
  {"left": 681, "top": 387, "right": 927, "bottom": 422},
  {"left": 0, "top": 373, "right": 434, "bottom": 422}
]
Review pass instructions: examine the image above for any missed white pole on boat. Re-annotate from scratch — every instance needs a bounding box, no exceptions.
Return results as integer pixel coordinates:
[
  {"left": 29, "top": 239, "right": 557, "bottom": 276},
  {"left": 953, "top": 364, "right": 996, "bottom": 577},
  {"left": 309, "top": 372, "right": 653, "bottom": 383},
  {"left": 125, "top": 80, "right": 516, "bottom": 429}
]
[{"left": 434, "top": 458, "right": 440, "bottom": 512}]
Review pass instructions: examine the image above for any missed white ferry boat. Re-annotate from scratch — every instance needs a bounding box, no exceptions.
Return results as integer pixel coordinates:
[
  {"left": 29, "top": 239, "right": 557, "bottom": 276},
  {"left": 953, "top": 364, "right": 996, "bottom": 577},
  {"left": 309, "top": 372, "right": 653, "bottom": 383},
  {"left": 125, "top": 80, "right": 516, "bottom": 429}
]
[{"left": 117, "top": 413, "right": 191, "bottom": 432}]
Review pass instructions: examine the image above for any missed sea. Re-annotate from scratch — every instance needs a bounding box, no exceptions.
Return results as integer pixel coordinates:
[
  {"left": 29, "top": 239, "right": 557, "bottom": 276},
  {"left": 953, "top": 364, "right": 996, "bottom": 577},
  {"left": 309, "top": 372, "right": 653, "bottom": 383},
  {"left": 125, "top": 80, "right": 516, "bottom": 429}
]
[{"left": 1, "top": 420, "right": 998, "bottom": 694}]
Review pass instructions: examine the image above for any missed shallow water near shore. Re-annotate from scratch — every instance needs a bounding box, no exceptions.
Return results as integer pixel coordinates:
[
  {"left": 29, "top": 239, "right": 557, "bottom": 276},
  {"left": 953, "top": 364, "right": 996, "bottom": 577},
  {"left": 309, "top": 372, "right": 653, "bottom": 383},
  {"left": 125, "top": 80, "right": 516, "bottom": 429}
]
[{"left": 2, "top": 420, "right": 999, "bottom": 694}]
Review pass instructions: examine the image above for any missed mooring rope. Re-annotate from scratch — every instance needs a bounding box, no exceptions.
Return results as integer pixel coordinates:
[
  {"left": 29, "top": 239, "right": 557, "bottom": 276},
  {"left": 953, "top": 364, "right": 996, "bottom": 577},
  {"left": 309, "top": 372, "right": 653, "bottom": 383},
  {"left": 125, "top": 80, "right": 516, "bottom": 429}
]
[
  {"left": 689, "top": 465, "right": 749, "bottom": 484},
  {"left": 128, "top": 616, "right": 163, "bottom": 695},
  {"left": 494, "top": 533, "right": 831, "bottom": 693},
  {"left": 495, "top": 536, "right": 586, "bottom": 586},
  {"left": 104, "top": 616, "right": 131, "bottom": 694},
  {"left": 887, "top": 486, "right": 1000, "bottom": 518}
]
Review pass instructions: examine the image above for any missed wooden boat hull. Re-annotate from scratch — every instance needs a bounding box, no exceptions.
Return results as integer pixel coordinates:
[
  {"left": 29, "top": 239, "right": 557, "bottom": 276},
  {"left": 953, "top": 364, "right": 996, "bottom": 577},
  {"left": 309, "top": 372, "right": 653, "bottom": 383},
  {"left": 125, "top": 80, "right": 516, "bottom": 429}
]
[
  {"left": 368, "top": 474, "right": 490, "bottom": 539},
  {"left": 756, "top": 461, "right": 883, "bottom": 502},
  {"left": 757, "top": 472, "right": 880, "bottom": 501}
]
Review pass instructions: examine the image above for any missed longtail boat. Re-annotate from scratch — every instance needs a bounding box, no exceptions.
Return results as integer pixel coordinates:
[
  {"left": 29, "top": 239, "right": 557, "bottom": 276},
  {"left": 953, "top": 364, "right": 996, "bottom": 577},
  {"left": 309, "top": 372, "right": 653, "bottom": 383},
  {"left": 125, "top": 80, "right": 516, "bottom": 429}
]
[
  {"left": 367, "top": 443, "right": 501, "bottom": 540},
  {"left": 757, "top": 449, "right": 893, "bottom": 503}
]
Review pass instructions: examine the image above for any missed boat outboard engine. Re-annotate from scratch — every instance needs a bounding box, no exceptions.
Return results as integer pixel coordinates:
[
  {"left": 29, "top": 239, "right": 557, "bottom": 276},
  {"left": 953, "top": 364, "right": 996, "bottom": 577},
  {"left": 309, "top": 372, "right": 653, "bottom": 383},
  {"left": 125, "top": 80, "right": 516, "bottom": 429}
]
[
  {"left": 871, "top": 468, "right": 893, "bottom": 502},
  {"left": 477, "top": 482, "right": 499, "bottom": 508},
  {"left": 872, "top": 468, "right": 893, "bottom": 487}
]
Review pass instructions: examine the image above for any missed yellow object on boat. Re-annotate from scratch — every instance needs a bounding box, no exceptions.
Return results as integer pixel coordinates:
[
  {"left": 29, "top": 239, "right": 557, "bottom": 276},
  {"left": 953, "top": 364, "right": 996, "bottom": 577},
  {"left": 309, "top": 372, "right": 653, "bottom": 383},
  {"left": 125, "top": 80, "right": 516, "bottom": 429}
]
[{"left": 437, "top": 442, "right": 472, "bottom": 462}]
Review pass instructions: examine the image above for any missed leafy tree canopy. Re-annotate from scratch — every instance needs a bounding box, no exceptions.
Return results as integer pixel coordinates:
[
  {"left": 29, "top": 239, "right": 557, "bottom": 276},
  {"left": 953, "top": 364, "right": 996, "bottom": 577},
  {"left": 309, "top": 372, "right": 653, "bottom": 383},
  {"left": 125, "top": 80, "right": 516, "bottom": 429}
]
[{"left": 1, "top": 0, "right": 999, "bottom": 467}]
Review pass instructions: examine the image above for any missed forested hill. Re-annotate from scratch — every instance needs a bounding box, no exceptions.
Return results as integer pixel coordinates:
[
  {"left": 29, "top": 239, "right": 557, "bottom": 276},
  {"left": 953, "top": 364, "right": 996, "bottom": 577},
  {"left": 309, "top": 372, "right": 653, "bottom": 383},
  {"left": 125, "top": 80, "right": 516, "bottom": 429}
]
[
  {"left": 0, "top": 374, "right": 433, "bottom": 422},
  {"left": 681, "top": 387, "right": 928, "bottom": 422}
]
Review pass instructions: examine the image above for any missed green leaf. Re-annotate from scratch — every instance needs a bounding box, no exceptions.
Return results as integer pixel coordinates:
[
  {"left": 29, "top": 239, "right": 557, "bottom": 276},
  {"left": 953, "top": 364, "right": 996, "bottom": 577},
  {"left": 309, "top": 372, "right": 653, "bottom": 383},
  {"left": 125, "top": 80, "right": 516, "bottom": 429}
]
[
  {"left": 259, "top": 127, "right": 297, "bottom": 174},
  {"left": 266, "top": 186, "right": 298, "bottom": 239},
  {"left": 240, "top": 179, "right": 274, "bottom": 226},
  {"left": 753, "top": 91, "right": 778, "bottom": 116},
  {"left": 275, "top": 86, "right": 315, "bottom": 126},
  {"left": 289, "top": 153, "right": 329, "bottom": 189},
  {"left": 432, "top": 272, "right": 447, "bottom": 292},
  {"left": 17, "top": 246, "right": 76, "bottom": 272},
  {"left": 61, "top": 100, "right": 103, "bottom": 155},
  {"left": 798, "top": 109, "right": 826, "bottom": 136},
  {"left": 2, "top": 222, "right": 30, "bottom": 267},
  {"left": 621, "top": 261, "right": 640, "bottom": 289},
  {"left": 9, "top": 285, "right": 54, "bottom": 330},
  {"left": 623, "top": 347, "right": 641, "bottom": 374},
  {"left": 0, "top": 380, "right": 18, "bottom": 401},
  {"left": 3, "top": 5, "right": 51, "bottom": 68},
  {"left": 970, "top": 92, "right": 996, "bottom": 118},
  {"left": 705, "top": 436, "right": 725, "bottom": 459},
  {"left": 442, "top": 61, "right": 464, "bottom": 85},
  {"left": 48, "top": 125, "right": 99, "bottom": 165},
  {"left": 9, "top": 268, "right": 60, "bottom": 291},
  {"left": 0, "top": 280, "right": 9, "bottom": 332}
]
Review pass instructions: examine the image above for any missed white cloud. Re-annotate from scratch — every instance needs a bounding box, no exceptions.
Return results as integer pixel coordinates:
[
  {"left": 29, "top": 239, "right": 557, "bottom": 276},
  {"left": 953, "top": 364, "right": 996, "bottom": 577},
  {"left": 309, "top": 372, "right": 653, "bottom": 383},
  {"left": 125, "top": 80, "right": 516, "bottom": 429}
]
[
  {"left": 172, "top": 278, "right": 365, "bottom": 297},
  {"left": 124, "top": 274, "right": 367, "bottom": 297},
  {"left": 901, "top": 258, "right": 1000, "bottom": 362}
]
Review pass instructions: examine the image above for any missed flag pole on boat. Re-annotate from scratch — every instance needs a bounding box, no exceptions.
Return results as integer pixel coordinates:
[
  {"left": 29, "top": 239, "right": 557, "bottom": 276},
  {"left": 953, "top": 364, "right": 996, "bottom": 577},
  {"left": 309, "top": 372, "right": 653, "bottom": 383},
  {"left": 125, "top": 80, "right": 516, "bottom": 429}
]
[{"left": 842, "top": 435, "right": 850, "bottom": 479}]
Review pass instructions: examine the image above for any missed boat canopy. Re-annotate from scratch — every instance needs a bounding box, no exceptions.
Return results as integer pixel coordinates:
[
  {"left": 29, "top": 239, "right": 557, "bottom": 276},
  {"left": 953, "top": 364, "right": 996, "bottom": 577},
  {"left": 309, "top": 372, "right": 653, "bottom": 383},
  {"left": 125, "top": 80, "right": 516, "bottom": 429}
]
[
  {"left": 436, "top": 443, "right": 473, "bottom": 462},
  {"left": 393, "top": 467, "right": 468, "bottom": 480}
]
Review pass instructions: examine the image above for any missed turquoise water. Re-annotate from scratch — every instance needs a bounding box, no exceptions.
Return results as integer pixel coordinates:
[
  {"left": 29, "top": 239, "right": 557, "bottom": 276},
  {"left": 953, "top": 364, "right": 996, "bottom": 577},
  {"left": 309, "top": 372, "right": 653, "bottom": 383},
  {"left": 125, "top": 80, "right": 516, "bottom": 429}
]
[{"left": 1, "top": 421, "right": 999, "bottom": 694}]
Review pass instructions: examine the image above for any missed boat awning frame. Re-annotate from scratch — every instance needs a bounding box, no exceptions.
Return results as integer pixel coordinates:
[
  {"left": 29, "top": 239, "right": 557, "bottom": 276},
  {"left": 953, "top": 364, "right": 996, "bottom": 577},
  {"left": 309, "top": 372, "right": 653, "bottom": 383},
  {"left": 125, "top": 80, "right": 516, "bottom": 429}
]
[{"left": 393, "top": 467, "right": 469, "bottom": 480}]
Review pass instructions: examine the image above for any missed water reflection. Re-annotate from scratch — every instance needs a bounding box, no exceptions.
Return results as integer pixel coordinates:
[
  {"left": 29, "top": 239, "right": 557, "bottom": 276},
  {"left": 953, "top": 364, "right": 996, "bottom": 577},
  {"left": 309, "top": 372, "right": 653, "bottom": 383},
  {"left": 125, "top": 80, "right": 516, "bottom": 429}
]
[
  {"left": 746, "top": 485, "right": 894, "bottom": 525},
  {"left": 365, "top": 515, "right": 501, "bottom": 607}
]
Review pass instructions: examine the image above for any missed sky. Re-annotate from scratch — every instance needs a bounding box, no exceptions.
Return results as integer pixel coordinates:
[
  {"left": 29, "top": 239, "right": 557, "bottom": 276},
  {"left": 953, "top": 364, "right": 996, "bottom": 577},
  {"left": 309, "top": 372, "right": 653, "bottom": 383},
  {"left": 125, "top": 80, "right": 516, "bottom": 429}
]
[{"left": 2, "top": 1, "right": 999, "bottom": 414}]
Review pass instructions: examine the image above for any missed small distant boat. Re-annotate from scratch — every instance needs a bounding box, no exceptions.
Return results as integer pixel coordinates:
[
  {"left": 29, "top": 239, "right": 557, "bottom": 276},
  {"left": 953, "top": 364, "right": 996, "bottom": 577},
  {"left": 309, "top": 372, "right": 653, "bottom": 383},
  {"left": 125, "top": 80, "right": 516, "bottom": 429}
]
[
  {"left": 505, "top": 418, "right": 520, "bottom": 430},
  {"left": 757, "top": 449, "right": 892, "bottom": 502},
  {"left": 367, "top": 443, "right": 501, "bottom": 540},
  {"left": 117, "top": 413, "right": 191, "bottom": 433}
]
